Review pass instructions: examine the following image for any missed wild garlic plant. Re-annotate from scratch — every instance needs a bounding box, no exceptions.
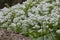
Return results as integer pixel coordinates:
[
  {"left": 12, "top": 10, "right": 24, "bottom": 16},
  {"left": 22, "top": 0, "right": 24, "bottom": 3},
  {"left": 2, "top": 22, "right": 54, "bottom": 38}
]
[{"left": 0, "top": 0, "right": 60, "bottom": 40}]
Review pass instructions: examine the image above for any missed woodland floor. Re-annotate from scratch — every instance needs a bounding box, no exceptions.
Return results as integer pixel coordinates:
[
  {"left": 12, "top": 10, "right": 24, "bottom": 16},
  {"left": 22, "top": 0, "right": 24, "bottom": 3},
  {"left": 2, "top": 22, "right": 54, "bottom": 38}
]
[{"left": 0, "top": 29, "right": 32, "bottom": 40}]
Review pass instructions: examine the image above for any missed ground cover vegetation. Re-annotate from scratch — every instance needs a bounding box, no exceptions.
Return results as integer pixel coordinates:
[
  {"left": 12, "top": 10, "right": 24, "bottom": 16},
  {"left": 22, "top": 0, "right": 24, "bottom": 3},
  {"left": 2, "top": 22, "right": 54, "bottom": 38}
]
[{"left": 0, "top": 0, "right": 60, "bottom": 40}]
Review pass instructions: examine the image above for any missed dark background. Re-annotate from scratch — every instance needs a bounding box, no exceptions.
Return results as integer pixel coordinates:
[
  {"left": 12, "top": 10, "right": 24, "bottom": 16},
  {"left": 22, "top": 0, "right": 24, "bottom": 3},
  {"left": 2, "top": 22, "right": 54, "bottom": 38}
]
[{"left": 0, "top": 0, "right": 26, "bottom": 9}]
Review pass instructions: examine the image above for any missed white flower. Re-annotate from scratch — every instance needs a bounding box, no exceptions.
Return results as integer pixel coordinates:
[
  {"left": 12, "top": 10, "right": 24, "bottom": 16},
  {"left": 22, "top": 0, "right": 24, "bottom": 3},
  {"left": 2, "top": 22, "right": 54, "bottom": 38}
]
[
  {"left": 10, "top": 23, "right": 16, "bottom": 27},
  {"left": 1, "top": 7, "right": 10, "bottom": 13},
  {"left": 18, "top": 10, "right": 25, "bottom": 14},
  {"left": 0, "top": 19, "right": 5, "bottom": 23},
  {"left": 38, "top": 29, "right": 43, "bottom": 32},
  {"left": 56, "top": 30, "right": 60, "bottom": 34},
  {"left": 17, "top": 22, "right": 21, "bottom": 26},
  {"left": 2, "top": 23, "right": 8, "bottom": 27},
  {"left": 0, "top": 12, "right": 3, "bottom": 16},
  {"left": 49, "top": 29, "right": 53, "bottom": 32},
  {"left": 13, "top": 17, "right": 20, "bottom": 23},
  {"left": 34, "top": 25, "right": 40, "bottom": 28},
  {"left": 28, "top": 12, "right": 33, "bottom": 16},
  {"left": 56, "top": 0, "right": 60, "bottom": 4}
]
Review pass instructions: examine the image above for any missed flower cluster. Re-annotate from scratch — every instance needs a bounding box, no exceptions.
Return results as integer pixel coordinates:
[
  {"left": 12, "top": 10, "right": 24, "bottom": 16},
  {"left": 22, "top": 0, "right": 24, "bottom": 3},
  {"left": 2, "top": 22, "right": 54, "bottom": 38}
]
[{"left": 0, "top": 0, "right": 60, "bottom": 38}]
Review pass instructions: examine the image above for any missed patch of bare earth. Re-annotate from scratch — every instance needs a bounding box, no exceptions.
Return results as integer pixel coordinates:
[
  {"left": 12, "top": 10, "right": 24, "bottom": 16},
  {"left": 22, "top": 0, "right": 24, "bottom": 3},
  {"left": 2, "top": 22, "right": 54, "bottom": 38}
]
[{"left": 0, "top": 29, "right": 32, "bottom": 40}]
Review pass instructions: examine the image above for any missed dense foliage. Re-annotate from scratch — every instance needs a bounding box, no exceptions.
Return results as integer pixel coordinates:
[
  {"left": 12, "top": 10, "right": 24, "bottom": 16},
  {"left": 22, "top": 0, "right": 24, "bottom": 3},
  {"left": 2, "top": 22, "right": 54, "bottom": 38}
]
[{"left": 0, "top": 0, "right": 60, "bottom": 40}]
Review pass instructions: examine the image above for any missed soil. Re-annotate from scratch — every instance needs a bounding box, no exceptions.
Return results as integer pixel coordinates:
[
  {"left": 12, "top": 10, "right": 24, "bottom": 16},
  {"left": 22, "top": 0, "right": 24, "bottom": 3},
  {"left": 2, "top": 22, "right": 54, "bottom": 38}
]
[{"left": 0, "top": 29, "right": 32, "bottom": 40}]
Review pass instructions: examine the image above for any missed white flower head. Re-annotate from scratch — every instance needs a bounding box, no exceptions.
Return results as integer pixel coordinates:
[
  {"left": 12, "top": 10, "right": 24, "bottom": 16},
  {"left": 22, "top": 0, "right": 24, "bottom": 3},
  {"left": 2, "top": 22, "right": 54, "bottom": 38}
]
[{"left": 56, "top": 30, "right": 60, "bottom": 34}]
